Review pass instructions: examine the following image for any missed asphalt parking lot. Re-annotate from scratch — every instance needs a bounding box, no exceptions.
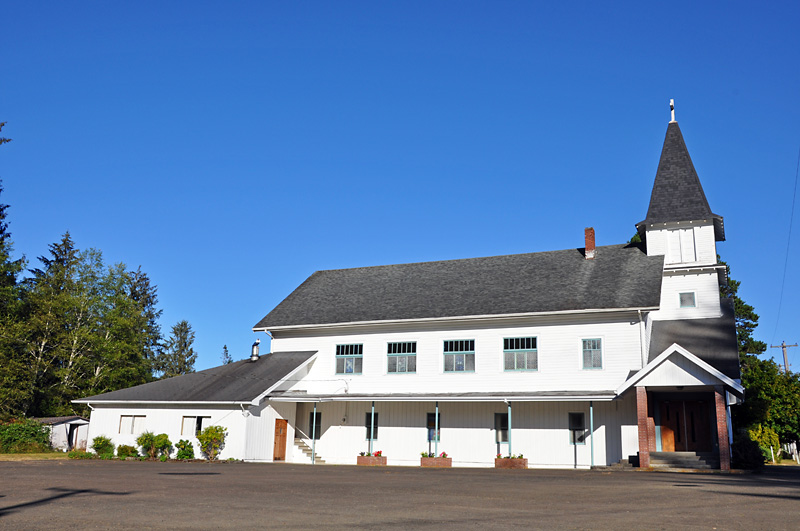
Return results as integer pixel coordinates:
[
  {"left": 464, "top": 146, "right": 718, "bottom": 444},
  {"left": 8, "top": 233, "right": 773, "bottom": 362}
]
[{"left": 2, "top": 460, "right": 799, "bottom": 530}]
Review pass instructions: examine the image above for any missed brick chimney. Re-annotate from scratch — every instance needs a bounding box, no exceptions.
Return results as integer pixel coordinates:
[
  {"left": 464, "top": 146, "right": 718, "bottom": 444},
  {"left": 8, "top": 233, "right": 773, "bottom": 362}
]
[{"left": 585, "top": 227, "right": 596, "bottom": 260}]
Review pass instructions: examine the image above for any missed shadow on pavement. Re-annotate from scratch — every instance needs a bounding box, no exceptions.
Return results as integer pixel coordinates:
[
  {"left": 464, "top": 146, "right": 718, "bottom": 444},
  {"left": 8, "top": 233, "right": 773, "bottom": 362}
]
[
  {"left": 0, "top": 487, "right": 132, "bottom": 518},
  {"left": 158, "top": 472, "right": 220, "bottom": 476}
]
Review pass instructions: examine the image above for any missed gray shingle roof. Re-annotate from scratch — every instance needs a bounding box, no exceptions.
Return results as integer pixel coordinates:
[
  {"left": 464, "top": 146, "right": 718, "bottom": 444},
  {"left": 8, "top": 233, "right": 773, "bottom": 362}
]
[
  {"left": 74, "top": 351, "right": 316, "bottom": 403},
  {"left": 648, "top": 298, "right": 740, "bottom": 380},
  {"left": 636, "top": 121, "right": 724, "bottom": 241},
  {"left": 254, "top": 243, "right": 664, "bottom": 329}
]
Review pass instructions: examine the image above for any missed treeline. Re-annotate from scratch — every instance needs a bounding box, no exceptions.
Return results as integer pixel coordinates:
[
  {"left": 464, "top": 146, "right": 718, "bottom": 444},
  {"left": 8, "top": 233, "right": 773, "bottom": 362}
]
[{"left": 0, "top": 184, "right": 196, "bottom": 420}]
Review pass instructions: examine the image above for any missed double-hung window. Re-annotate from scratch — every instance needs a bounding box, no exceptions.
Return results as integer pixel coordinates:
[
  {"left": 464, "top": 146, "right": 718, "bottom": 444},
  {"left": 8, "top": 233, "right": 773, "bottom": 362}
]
[
  {"left": 336, "top": 344, "right": 363, "bottom": 374},
  {"left": 365, "top": 413, "right": 379, "bottom": 440},
  {"left": 443, "top": 340, "right": 475, "bottom": 372},
  {"left": 309, "top": 412, "right": 321, "bottom": 440},
  {"left": 119, "top": 415, "right": 145, "bottom": 434},
  {"left": 582, "top": 338, "right": 602, "bottom": 369},
  {"left": 504, "top": 337, "right": 538, "bottom": 371},
  {"left": 181, "top": 416, "right": 211, "bottom": 437},
  {"left": 387, "top": 341, "right": 416, "bottom": 373}
]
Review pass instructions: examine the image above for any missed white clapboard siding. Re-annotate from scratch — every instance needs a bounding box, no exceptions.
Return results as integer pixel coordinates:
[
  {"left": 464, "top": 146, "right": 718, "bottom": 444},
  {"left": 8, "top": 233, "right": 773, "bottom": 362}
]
[
  {"left": 651, "top": 270, "right": 722, "bottom": 321},
  {"left": 271, "top": 313, "right": 645, "bottom": 397},
  {"left": 645, "top": 222, "right": 717, "bottom": 266},
  {"left": 86, "top": 404, "right": 246, "bottom": 459},
  {"left": 278, "top": 397, "right": 638, "bottom": 468}
]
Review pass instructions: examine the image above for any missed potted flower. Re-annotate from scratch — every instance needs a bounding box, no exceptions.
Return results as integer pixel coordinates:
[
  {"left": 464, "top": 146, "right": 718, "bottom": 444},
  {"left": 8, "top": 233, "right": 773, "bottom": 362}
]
[
  {"left": 421, "top": 451, "right": 452, "bottom": 468},
  {"left": 357, "top": 450, "right": 387, "bottom": 466},
  {"left": 494, "top": 453, "right": 528, "bottom": 469}
]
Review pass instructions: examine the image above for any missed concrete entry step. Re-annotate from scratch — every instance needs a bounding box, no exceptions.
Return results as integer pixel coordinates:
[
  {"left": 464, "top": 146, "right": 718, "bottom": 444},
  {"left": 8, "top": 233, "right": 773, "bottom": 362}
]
[
  {"left": 294, "top": 438, "right": 327, "bottom": 464},
  {"left": 645, "top": 451, "right": 720, "bottom": 470}
]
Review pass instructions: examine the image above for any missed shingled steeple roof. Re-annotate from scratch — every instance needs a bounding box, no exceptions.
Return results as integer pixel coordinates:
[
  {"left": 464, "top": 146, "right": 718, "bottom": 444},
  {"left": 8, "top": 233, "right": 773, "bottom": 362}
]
[{"left": 636, "top": 120, "right": 724, "bottom": 241}]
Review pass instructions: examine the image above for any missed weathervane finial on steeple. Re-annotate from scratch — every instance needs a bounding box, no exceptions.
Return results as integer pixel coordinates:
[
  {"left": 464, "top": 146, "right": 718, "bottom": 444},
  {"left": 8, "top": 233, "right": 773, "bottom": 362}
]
[{"left": 670, "top": 99, "right": 676, "bottom": 123}]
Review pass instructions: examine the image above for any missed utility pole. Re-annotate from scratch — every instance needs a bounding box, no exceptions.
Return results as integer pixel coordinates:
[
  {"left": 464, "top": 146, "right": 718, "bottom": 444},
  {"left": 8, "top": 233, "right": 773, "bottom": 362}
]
[{"left": 770, "top": 341, "right": 798, "bottom": 373}]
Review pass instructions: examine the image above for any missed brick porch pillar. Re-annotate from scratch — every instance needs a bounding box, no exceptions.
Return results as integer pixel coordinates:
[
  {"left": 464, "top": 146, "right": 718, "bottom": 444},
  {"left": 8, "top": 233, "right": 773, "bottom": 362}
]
[
  {"left": 714, "top": 387, "right": 731, "bottom": 471},
  {"left": 636, "top": 386, "right": 650, "bottom": 468}
]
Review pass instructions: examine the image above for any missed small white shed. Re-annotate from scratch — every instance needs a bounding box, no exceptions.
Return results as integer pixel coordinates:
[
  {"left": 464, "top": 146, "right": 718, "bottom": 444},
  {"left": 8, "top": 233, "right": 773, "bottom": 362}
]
[{"left": 35, "top": 416, "right": 90, "bottom": 451}]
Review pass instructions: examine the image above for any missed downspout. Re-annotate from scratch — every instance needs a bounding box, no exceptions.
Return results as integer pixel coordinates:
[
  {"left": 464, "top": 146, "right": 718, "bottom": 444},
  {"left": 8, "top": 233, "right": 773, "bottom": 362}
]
[{"left": 638, "top": 310, "right": 647, "bottom": 368}]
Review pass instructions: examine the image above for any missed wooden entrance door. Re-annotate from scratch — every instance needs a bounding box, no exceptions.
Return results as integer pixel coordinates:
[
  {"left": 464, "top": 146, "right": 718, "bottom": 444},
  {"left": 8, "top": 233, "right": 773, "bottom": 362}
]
[
  {"left": 659, "top": 400, "right": 712, "bottom": 452},
  {"left": 273, "top": 419, "right": 288, "bottom": 461}
]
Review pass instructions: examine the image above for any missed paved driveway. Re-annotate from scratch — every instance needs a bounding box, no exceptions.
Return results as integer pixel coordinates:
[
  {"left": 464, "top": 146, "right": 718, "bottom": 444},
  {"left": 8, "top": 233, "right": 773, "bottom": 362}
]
[{"left": 1, "top": 461, "right": 799, "bottom": 529}]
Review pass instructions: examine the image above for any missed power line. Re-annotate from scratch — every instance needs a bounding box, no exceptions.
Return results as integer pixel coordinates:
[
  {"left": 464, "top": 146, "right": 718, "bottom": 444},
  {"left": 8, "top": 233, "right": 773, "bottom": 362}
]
[{"left": 771, "top": 145, "right": 800, "bottom": 345}]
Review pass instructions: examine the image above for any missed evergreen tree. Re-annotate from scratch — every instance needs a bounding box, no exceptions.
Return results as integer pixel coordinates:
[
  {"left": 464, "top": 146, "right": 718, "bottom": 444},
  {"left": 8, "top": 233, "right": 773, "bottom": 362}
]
[
  {"left": 221, "top": 344, "right": 233, "bottom": 364},
  {"left": 128, "top": 266, "right": 163, "bottom": 376},
  {"left": 157, "top": 320, "right": 197, "bottom": 378},
  {"left": 0, "top": 121, "right": 10, "bottom": 146}
]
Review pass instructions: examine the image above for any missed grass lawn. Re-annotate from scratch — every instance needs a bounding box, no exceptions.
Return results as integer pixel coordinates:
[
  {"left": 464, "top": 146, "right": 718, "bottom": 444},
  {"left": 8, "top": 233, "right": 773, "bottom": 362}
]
[{"left": 0, "top": 452, "right": 69, "bottom": 461}]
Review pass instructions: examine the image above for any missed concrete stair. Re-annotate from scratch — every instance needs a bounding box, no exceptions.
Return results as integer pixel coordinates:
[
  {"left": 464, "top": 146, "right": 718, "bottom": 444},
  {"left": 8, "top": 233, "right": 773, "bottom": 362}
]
[
  {"left": 646, "top": 451, "right": 720, "bottom": 470},
  {"left": 591, "top": 458, "right": 636, "bottom": 471},
  {"left": 294, "top": 438, "right": 326, "bottom": 464}
]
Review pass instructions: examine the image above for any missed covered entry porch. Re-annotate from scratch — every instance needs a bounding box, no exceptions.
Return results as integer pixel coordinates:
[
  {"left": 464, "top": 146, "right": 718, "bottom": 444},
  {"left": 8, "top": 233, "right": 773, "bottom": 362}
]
[{"left": 617, "top": 343, "right": 744, "bottom": 470}]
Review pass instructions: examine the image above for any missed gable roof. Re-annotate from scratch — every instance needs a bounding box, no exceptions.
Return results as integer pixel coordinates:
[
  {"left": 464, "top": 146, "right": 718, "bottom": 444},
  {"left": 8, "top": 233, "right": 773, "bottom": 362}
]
[
  {"left": 636, "top": 121, "right": 724, "bottom": 241},
  {"left": 255, "top": 243, "right": 664, "bottom": 329},
  {"left": 617, "top": 343, "right": 744, "bottom": 397},
  {"left": 33, "top": 416, "right": 88, "bottom": 426},
  {"left": 74, "top": 351, "right": 317, "bottom": 404},
  {"left": 648, "top": 297, "right": 740, "bottom": 380}
]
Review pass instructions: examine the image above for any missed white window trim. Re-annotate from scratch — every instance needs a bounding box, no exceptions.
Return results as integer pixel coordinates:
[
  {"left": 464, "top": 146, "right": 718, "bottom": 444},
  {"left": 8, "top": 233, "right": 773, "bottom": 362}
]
[
  {"left": 581, "top": 337, "right": 603, "bottom": 370},
  {"left": 679, "top": 291, "right": 697, "bottom": 308}
]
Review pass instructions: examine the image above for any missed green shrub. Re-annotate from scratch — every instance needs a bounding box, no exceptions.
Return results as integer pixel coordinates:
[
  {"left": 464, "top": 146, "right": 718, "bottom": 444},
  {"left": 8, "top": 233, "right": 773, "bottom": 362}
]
[
  {"left": 136, "top": 431, "right": 157, "bottom": 458},
  {"left": 176, "top": 439, "right": 194, "bottom": 460},
  {"left": 732, "top": 431, "right": 766, "bottom": 470},
  {"left": 197, "top": 425, "right": 227, "bottom": 461},
  {"left": 90, "top": 436, "right": 115, "bottom": 457},
  {"left": 117, "top": 444, "right": 138, "bottom": 458},
  {"left": 749, "top": 425, "right": 782, "bottom": 463},
  {"left": 0, "top": 418, "right": 52, "bottom": 453},
  {"left": 68, "top": 449, "right": 95, "bottom": 459},
  {"left": 159, "top": 454, "right": 168, "bottom": 462},
  {"left": 154, "top": 433, "right": 172, "bottom": 458}
]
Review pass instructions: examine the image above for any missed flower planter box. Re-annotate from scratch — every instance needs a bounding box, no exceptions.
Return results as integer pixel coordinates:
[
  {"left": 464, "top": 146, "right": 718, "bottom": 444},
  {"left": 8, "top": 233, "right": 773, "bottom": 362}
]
[
  {"left": 494, "top": 458, "right": 528, "bottom": 469},
  {"left": 357, "top": 456, "right": 387, "bottom": 466},
  {"left": 420, "top": 457, "right": 452, "bottom": 467}
]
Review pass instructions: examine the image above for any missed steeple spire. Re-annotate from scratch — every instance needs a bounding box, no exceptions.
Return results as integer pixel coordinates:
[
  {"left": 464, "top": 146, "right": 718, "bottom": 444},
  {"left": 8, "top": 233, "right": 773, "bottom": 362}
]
[
  {"left": 670, "top": 99, "right": 676, "bottom": 123},
  {"left": 636, "top": 112, "right": 725, "bottom": 241}
]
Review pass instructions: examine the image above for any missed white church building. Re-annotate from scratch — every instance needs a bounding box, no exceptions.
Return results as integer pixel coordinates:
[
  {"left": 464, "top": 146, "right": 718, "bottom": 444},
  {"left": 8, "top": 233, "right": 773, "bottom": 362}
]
[{"left": 76, "top": 108, "right": 742, "bottom": 470}]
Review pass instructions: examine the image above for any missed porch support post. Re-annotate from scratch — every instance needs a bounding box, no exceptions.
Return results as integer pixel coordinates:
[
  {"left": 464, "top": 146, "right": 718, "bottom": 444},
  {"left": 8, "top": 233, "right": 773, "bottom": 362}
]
[
  {"left": 589, "top": 401, "right": 595, "bottom": 467},
  {"left": 311, "top": 402, "right": 317, "bottom": 465},
  {"left": 435, "top": 401, "right": 439, "bottom": 456},
  {"left": 636, "top": 386, "right": 650, "bottom": 468},
  {"left": 369, "top": 401, "right": 375, "bottom": 455},
  {"left": 507, "top": 401, "right": 512, "bottom": 456},
  {"left": 714, "top": 387, "right": 731, "bottom": 471}
]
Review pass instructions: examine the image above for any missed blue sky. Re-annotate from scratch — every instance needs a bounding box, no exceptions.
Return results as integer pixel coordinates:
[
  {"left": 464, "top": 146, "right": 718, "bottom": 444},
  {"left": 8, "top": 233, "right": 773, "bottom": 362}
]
[{"left": 3, "top": 2, "right": 799, "bottom": 371}]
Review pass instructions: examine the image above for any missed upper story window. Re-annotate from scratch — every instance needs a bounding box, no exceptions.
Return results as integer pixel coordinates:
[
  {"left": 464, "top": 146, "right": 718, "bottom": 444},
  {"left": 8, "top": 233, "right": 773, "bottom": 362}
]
[
  {"left": 666, "top": 228, "right": 696, "bottom": 264},
  {"left": 679, "top": 292, "right": 696, "bottom": 308},
  {"left": 582, "top": 338, "right": 602, "bottom": 370},
  {"left": 443, "top": 339, "right": 475, "bottom": 372},
  {"left": 503, "top": 337, "right": 538, "bottom": 371},
  {"left": 387, "top": 341, "right": 416, "bottom": 373},
  {"left": 336, "top": 344, "right": 363, "bottom": 374}
]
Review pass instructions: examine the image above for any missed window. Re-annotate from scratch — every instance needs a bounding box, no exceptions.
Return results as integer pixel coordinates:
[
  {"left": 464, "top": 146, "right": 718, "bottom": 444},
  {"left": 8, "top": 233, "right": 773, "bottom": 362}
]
[
  {"left": 387, "top": 341, "right": 416, "bottom": 373},
  {"left": 365, "top": 412, "right": 379, "bottom": 440},
  {"left": 679, "top": 292, "right": 696, "bottom": 308},
  {"left": 427, "top": 412, "right": 441, "bottom": 442},
  {"left": 309, "top": 412, "right": 321, "bottom": 440},
  {"left": 181, "top": 416, "right": 211, "bottom": 436},
  {"left": 336, "top": 344, "right": 363, "bottom": 374},
  {"left": 666, "top": 228, "right": 696, "bottom": 264},
  {"left": 569, "top": 412, "right": 586, "bottom": 445},
  {"left": 582, "top": 338, "right": 602, "bottom": 369},
  {"left": 119, "top": 415, "right": 145, "bottom": 434},
  {"left": 504, "top": 337, "right": 538, "bottom": 371},
  {"left": 495, "top": 413, "right": 509, "bottom": 443},
  {"left": 443, "top": 340, "right": 475, "bottom": 372}
]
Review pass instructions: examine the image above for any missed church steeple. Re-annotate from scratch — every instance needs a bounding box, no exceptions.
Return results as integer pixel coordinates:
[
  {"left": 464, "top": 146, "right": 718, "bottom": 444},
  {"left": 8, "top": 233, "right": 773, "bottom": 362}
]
[{"left": 636, "top": 104, "right": 724, "bottom": 242}]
